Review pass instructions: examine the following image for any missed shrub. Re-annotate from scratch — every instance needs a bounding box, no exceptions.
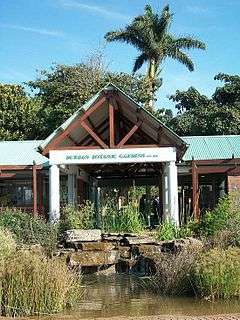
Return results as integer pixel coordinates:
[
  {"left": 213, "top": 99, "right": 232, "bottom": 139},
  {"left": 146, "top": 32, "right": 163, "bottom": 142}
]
[
  {"left": 60, "top": 201, "right": 94, "bottom": 232},
  {"left": 197, "top": 194, "right": 240, "bottom": 247},
  {"left": 0, "top": 228, "right": 16, "bottom": 262},
  {"left": 101, "top": 200, "right": 144, "bottom": 234},
  {"left": 156, "top": 220, "right": 194, "bottom": 241},
  {"left": 0, "top": 208, "right": 58, "bottom": 254},
  {"left": 192, "top": 247, "right": 240, "bottom": 299},
  {"left": 156, "top": 221, "right": 176, "bottom": 241},
  {"left": 143, "top": 249, "right": 199, "bottom": 295},
  {"left": 198, "top": 196, "right": 230, "bottom": 237},
  {"left": 0, "top": 250, "right": 81, "bottom": 317}
]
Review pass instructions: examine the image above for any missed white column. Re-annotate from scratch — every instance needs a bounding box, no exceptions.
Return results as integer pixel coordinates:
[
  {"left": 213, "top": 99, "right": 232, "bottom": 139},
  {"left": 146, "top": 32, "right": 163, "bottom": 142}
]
[
  {"left": 67, "top": 173, "right": 75, "bottom": 205},
  {"left": 49, "top": 164, "right": 60, "bottom": 222},
  {"left": 167, "top": 161, "right": 179, "bottom": 226},
  {"left": 162, "top": 163, "right": 169, "bottom": 221}
]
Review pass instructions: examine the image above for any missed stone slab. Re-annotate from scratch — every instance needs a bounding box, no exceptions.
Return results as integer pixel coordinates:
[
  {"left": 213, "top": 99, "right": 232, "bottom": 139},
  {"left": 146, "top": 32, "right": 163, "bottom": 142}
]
[
  {"left": 123, "top": 236, "right": 157, "bottom": 245},
  {"left": 69, "top": 250, "right": 119, "bottom": 267},
  {"left": 64, "top": 229, "right": 102, "bottom": 242},
  {"left": 79, "top": 242, "right": 115, "bottom": 252}
]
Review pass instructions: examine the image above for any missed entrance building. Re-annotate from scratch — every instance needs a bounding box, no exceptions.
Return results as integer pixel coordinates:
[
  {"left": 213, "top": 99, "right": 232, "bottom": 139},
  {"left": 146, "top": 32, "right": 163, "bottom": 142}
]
[
  {"left": 39, "top": 84, "right": 186, "bottom": 224},
  {"left": 1, "top": 84, "right": 240, "bottom": 223}
]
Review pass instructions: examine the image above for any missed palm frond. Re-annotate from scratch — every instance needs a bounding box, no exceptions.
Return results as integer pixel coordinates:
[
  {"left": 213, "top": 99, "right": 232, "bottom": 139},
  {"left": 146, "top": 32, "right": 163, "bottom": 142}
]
[
  {"left": 133, "top": 53, "right": 148, "bottom": 73},
  {"left": 167, "top": 48, "right": 194, "bottom": 71},
  {"left": 173, "top": 36, "right": 206, "bottom": 50}
]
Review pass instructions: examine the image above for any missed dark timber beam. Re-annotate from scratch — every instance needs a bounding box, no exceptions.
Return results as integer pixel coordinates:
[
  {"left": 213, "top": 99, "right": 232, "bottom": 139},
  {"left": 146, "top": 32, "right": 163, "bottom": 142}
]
[
  {"left": 109, "top": 99, "right": 115, "bottom": 148},
  {"left": 81, "top": 121, "right": 109, "bottom": 149},
  {"left": 192, "top": 160, "right": 200, "bottom": 220},
  {"left": 117, "top": 120, "right": 142, "bottom": 148},
  {"left": 32, "top": 162, "right": 38, "bottom": 217}
]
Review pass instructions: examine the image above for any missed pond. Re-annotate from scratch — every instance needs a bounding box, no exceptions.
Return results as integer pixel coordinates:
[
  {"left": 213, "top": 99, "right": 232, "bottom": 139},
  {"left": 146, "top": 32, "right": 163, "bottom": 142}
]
[{"left": 46, "top": 274, "right": 240, "bottom": 319}]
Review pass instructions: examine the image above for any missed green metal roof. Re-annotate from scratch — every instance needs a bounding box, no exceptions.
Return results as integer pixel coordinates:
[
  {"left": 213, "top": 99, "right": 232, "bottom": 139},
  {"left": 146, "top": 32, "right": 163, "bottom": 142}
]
[
  {"left": 0, "top": 135, "right": 240, "bottom": 166},
  {"left": 0, "top": 140, "right": 49, "bottom": 167},
  {"left": 182, "top": 135, "right": 240, "bottom": 161}
]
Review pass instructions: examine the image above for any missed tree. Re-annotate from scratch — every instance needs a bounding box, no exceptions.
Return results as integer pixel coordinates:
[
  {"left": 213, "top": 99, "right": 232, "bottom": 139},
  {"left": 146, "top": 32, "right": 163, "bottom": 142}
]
[
  {"left": 169, "top": 87, "right": 210, "bottom": 114},
  {"left": 0, "top": 84, "right": 40, "bottom": 140},
  {"left": 168, "top": 73, "right": 240, "bottom": 136},
  {"left": 105, "top": 4, "right": 206, "bottom": 110},
  {"left": 28, "top": 62, "right": 153, "bottom": 138}
]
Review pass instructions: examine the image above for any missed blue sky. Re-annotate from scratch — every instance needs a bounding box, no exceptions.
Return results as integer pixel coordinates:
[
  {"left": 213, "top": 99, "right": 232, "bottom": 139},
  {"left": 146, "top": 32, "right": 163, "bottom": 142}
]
[{"left": 1, "top": 0, "right": 240, "bottom": 111}]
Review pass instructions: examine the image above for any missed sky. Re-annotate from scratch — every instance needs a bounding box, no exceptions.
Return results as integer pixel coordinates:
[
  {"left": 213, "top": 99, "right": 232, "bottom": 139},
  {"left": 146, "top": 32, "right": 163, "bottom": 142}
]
[{"left": 1, "top": 0, "right": 240, "bottom": 111}]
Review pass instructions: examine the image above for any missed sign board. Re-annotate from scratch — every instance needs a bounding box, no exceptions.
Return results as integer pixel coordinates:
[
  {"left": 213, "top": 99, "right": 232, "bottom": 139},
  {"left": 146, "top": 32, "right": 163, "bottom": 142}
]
[{"left": 49, "top": 147, "right": 176, "bottom": 165}]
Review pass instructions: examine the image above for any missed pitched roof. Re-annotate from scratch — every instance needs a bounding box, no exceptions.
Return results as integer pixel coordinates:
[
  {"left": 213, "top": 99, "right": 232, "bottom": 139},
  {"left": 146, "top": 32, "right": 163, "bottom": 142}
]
[
  {"left": 0, "top": 140, "right": 48, "bottom": 167},
  {"left": 182, "top": 135, "right": 240, "bottom": 161},
  {"left": 38, "top": 83, "right": 186, "bottom": 154}
]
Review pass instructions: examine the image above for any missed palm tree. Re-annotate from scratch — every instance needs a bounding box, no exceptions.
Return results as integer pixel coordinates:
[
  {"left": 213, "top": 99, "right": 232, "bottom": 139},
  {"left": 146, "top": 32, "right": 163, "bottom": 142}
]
[{"left": 105, "top": 5, "right": 206, "bottom": 110}]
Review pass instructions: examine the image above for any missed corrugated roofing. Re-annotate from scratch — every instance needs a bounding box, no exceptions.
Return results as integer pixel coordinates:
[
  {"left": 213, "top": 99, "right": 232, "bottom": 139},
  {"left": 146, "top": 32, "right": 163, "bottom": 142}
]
[
  {"left": 182, "top": 135, "right": 240, "bottom": 161},
  {"left": 0, "top": 135, "right": 240, "bottom": 166},
  {"left": 0, "top": 140, "right": 49, "bottom": 166}
]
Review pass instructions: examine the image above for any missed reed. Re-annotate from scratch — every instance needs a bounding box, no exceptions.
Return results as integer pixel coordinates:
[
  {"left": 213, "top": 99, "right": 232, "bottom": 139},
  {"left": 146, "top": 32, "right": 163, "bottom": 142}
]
[
  {"left": 0, "top": 250, "right": 82, "bottom": 317},
  {"left": 192, "top": 247, "right": 240, "bottom": 300}
]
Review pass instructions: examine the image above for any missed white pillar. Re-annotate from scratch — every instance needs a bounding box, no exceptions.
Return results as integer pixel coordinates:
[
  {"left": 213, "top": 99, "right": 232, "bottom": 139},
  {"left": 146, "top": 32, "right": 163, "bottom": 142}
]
[
  {"left": 49, "top": 164, "right": 60, "bottom": 222},
  {"left": 67, "top": 173, "right": 75, "bottom": 205},
  {"left": 167, "top": 161, "right": 179, "bottom": 226},
  {"left": 162, "top": 163, "right": 169, "bottom": 221}
]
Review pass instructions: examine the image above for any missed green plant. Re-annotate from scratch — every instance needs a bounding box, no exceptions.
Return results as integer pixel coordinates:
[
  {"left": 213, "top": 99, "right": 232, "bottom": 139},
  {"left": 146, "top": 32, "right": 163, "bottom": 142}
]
[
  {"left": 192, "top": 247, "right": 240, "bottom": 299},
  {"left": 0, "top": 250, "right": 81, "bottom": 317},
  {"left": 0, "top": 228, "right": 16, "bottom": 262},
  {"left": 143, "top": 249, "right": 198, "bottom": 295},
  {"left": 198, "top": 196, "right": 230, "bottom": 237},
  {"left": 101, "top": 200, "right": 144, "bottom": 234},
  {"left": 60, "top": 201, "right": 94, "bottom": 232},
  {"left": 0, "top": 209, "right": 58, "bottom": 254},
  {"left": 156, "top": 221, "right": 177, "bottom": 241}
]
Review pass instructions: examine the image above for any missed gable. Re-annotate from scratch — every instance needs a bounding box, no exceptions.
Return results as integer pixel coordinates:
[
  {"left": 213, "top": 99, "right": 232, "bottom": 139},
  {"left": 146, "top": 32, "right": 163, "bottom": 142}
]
[{"left": 39, "top": 84, "right": 187, "bottom": 160}]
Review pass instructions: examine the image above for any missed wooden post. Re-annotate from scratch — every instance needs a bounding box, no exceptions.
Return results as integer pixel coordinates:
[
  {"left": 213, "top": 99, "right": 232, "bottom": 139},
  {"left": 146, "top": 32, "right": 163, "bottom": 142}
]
[
  {"left": 192, "top": 159, "right": 199, "bottom": 220},
  {"left": 109, "top": 100, "right": 115, "bottom": 148},
  {"left": 32, "top": 161, "right": 38, "bottom": 217}
]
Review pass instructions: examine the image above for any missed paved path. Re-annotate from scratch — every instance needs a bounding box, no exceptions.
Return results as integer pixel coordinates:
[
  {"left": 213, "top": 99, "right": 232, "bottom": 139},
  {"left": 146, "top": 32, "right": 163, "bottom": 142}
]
[{"left": 78, "top": 315, "right": 240, "bottom": 320}]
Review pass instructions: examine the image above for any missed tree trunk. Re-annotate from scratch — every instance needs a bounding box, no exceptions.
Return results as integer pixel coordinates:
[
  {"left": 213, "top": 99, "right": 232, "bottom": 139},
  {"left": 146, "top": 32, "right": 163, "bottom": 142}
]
[{"left": 146, "top": 58, "right": 156, "bottom": 112}]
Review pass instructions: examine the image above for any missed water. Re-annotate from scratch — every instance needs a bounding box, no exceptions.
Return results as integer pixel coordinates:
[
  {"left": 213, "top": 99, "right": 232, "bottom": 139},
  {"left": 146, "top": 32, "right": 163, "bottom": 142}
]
[{"left": 46, "top": 274, "right": 240, "bottom": 319}]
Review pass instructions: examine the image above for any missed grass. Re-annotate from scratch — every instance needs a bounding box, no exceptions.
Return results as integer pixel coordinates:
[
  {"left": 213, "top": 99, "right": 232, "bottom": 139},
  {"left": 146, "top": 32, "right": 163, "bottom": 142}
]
[
  {"left": 101, "top": 201, "right": 144, "bottom": 234},
  {"left": 0, "top": 250, "right": 82, "bottom": 317},
  {"left": 142, "top": 249, "right": 199, "bottom": 296},
  {"left": 192, "top": 247, "right": 240, "bottom": 300}
]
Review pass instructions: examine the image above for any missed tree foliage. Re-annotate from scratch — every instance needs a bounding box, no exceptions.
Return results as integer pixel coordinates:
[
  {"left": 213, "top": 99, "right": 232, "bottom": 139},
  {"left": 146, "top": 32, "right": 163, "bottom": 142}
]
[
  {"left": 168, "top": 73, "right": 240, "bottom": 136},
  {"left": 105, "top": 4, "right": 205, "bottom": 110},
  {"left": 0, "top": 84, "right": 40, "bottom": 140},
  {"left": 28, "top": 63, "right": 152, "bottom": 138}
]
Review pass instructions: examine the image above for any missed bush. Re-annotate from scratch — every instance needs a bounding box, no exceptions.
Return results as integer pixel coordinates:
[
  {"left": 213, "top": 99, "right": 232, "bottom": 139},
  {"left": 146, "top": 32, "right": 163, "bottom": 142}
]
[
  {"left": 192, "top": 247, "right": 240, "bottom": 299},
  {"left": 60, "top": 201, "right": 94, "bottom": 232},
  {"left": 156, "top": 220, "right": 194, "bottom": 241},
  {"left": 197, "top": 194, "right": 240, "bottom": 247},
  {"left": 143, "top": 249, "right": 198, "bottom": 295},
  {"left": 0, "top": 228, "right": 16, "bottom": 262},
  {"left": 101, "top": 200, "right": 143, "bottom": 234},
  {"left": 0, "top": 209, "right": 58, "bottom": 254},
  {"left": 0, "top": 250, "right": 81, "bottom": 317}
]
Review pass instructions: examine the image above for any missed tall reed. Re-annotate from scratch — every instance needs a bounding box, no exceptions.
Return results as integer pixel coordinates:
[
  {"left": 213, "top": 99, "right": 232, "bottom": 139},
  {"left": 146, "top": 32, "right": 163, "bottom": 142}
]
[
  {"left": 0, "top": 251, "right": 81, "bottom": 317},
  {"left": 192, "top": 247, "right": 240, "bottom": 300}
]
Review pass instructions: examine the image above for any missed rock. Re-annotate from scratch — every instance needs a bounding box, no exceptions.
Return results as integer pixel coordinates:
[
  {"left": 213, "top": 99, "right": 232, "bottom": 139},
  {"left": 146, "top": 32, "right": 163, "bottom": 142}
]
[
  {"left": 79, "top": 242, "right": 115, "bottom": 252},
  {"left": 118, "top": 246, "right": 131, "bottom": 259},
  {"left": 122, "top": 236, "right": 157, "bottom": 246},
  {"left": 69, "top": 250, "right": 119, "bottom": 267},
  {"left": 64, "top": 229, "right": 102, "bottom": 243},
  {"left": 138, "top": 244, "right": 162, "bottom": 255}
]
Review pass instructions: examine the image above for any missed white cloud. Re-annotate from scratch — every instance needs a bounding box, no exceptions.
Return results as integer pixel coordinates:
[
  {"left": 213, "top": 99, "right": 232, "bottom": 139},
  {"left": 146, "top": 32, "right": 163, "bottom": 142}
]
[
  {"left": 0, "top": 23, "right": 65, "bottom": 37},
  {"left": 59, "top": 0, "right": 130, "bottom": 21}
]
